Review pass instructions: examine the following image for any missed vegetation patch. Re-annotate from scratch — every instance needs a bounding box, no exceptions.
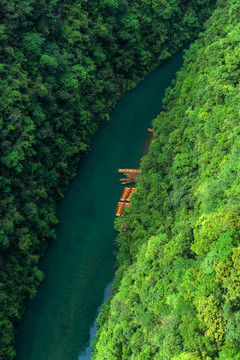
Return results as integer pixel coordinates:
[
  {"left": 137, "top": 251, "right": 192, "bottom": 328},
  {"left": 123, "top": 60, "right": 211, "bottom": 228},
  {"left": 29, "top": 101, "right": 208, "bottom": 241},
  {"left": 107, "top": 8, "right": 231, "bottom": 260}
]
[{"left": 93, "top": 1, "right": 240, "bottom": 358}]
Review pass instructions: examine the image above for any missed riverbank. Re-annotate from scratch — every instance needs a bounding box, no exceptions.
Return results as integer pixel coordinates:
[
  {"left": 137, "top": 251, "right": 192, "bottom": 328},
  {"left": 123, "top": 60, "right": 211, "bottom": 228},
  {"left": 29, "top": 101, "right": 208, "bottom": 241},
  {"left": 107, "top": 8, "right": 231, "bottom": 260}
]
[
  {"left": 15, "top": 49, "right": 186, "bottom": 360},
  {"left": 92, "top": 2, "right": 240, "bottom": 358}
]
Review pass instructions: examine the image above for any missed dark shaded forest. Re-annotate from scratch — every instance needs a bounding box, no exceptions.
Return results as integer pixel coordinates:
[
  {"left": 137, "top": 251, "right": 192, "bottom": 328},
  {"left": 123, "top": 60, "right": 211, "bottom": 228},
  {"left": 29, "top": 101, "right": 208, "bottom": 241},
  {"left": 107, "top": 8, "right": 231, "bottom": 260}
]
[
  {"left": 93, "top": 0, "right": 240, "bottom": 359},
  {"left": 0, "top": 0, "right": 217, "bottom": 358}
]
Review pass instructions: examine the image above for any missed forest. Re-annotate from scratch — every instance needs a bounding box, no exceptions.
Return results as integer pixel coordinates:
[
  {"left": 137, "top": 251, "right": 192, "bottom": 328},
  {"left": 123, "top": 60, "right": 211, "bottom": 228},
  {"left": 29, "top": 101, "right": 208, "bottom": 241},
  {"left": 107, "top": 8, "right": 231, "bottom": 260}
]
[
  {"left": 92, "top": 0, "right": 240, "bottom": 359},
  {"left": 0, "top": 0, "right": 218, "bottom": 358}
]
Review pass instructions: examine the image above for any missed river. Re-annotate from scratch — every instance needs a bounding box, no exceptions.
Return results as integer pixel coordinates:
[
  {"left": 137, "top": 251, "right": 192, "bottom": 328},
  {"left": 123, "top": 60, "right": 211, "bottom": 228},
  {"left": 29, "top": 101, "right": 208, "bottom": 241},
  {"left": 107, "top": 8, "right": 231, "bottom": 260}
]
[{"left": 16, "top": 49, "right": 185, "bottom": 360}]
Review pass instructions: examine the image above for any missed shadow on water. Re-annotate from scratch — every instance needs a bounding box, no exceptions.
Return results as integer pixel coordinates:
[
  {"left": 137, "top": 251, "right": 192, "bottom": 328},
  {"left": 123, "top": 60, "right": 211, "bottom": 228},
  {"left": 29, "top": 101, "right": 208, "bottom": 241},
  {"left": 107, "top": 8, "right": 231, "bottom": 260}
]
[{"left": 16, "top": 49, "right": 185, "bottom": 360}]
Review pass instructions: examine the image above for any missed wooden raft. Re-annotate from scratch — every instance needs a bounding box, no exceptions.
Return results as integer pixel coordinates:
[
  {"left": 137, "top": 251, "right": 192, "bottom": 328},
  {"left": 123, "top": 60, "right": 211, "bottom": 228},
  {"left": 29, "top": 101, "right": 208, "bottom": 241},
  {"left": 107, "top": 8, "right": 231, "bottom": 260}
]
[
  {"left": 120, "top": 178, "right": 134, "bottom": 185},
  {"left": 118, "top": 169, "right": 141, "bottom": 184},
  {"left": 116, "top": 202, "right": 125, "bottom": 216},
  {"left": 118, "top": 169, "right": 141, "bottom": 173},
  {"left": 126, "top": 187, "right": 135, "bottom": 201},
  {"left": 116, "top": 202, "right": 130, "bottom": 216},
  {"left": 120, "top": 187, "right": 131, "bottom": 201}
]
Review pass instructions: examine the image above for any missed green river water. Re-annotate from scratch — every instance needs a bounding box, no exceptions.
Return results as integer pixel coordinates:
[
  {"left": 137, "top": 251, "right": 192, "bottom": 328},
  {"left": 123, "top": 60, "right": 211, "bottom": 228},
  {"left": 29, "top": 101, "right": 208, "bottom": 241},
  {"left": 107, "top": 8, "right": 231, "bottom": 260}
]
[{"left": 16, "top": 49, "right": 184, "bottom": 360}]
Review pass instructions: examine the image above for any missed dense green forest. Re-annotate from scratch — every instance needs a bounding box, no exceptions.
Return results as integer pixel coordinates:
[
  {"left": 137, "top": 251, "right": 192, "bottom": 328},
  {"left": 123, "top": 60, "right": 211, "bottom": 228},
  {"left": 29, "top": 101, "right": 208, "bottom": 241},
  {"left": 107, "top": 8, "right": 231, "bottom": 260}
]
[
  {"left": 0, "top": 0, "right": 217, "bottom": 358},
  {"left": 93, "top": 0, "right": 240, "bottom": 359}
]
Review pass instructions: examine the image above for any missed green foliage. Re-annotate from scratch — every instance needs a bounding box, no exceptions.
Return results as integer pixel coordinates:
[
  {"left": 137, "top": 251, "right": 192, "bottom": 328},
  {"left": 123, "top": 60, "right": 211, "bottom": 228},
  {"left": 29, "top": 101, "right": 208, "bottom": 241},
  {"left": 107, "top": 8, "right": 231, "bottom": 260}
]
[
  {"left": 93, "top": 1, "right": 240, "bottom": 359},
  {"left": 0, "top": 0, "right": 216, "bottom": 358}
]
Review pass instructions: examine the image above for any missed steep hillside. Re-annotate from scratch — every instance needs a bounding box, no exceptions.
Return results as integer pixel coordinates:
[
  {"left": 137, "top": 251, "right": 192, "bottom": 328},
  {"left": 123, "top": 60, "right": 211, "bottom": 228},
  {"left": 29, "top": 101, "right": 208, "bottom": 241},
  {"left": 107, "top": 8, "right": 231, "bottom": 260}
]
[
  {"left": 93, "top": 1, "right": 240, "bottom": 359},
  {"left": 0, "top": 0, "right": 216, "bottom": 358}
]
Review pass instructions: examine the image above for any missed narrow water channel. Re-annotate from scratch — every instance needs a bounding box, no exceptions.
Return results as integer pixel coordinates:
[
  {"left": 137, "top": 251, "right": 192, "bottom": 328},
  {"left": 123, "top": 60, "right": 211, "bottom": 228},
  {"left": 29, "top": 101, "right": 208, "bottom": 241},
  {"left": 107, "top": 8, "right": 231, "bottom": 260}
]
[{"left": 16, "top": 49, "right": 185, "bottom": 360}]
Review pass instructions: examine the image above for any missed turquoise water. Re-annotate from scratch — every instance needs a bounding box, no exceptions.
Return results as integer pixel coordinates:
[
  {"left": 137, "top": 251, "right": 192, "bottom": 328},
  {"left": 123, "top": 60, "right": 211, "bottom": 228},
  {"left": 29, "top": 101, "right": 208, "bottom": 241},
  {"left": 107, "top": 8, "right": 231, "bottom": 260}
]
[{"left": 16, "top": 49, "right": 185, "bottom": 360}]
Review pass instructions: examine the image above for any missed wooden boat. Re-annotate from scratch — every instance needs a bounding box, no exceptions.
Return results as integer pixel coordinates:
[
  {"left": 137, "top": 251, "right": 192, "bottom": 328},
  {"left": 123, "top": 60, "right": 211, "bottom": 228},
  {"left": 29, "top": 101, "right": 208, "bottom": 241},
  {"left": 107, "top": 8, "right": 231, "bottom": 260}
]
[
  {"left": 148, "top": 128, "right": 153, "bottom": 132},
  {"left": 120, "top": 187, "right": 131, "bottom": 201}
]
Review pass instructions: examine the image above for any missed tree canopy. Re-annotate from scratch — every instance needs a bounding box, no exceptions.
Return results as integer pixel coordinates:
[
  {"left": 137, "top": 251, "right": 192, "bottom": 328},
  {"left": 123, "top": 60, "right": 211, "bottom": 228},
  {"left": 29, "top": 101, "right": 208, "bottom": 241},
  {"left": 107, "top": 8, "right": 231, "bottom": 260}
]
[{"left": 93, "top": 1, "right": 240, "bottom": 359}]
